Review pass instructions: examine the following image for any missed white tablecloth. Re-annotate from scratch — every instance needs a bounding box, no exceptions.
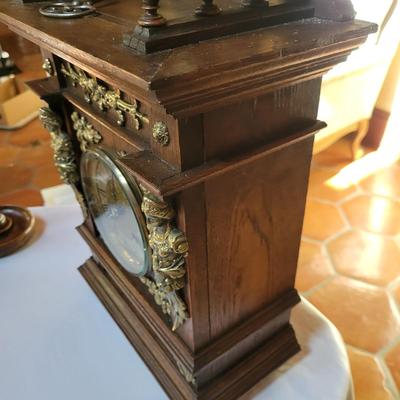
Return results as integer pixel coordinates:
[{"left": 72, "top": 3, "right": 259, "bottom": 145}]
[{"left": 0, "top": 206, "right": 354, "bottom": 400}]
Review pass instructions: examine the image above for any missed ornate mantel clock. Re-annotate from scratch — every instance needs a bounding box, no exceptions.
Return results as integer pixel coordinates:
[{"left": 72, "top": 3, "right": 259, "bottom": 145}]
[{"left": 1, "top": 1, "right": 375, "bottom": 398}]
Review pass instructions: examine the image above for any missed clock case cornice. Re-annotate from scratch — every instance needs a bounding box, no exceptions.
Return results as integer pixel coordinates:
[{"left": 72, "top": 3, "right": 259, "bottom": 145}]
[{"left": 0, "top": 3, "right": 376, "bottom": 117}]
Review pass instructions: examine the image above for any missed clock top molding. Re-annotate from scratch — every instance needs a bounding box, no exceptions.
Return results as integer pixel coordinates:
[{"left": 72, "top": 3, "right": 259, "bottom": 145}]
[{"left": 0, "top": 1, "right": 376, "bottom": 116}]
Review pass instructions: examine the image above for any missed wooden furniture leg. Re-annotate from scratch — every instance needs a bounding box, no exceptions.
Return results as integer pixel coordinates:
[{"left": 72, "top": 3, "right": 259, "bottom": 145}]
[{"left": 352, "top": 119, "right": 370, "bottom": 159}]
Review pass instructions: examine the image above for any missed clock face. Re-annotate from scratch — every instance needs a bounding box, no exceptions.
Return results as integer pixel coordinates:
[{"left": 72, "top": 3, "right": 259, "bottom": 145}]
[{"left": 80, "top": 148, "right": 150, "bottom": 276}]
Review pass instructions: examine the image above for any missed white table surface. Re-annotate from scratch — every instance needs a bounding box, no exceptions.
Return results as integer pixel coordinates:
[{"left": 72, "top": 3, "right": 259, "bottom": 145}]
[{"left": 0, "top": 206, "right": 354, "bottom": 400}]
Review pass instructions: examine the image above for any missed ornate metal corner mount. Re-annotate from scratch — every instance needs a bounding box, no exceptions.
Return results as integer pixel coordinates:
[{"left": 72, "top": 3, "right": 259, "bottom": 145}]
[
  {"left": 39, "top": 107, "right": 79, "bottom": 185},
  {"left": 152, "top": 121, "right": 169, "bottom": 146},
  {"left": 140, "top": 190, "right": 189, "bottom": 331},
  {"left": 71, "top": 111, "right": 102, "bottom": 152},
  {"left": 60, "top": 63, "right": 149, "bottom": 129},
  {"left": 42, "top": 58, "right": 54, "bottom": 76}
]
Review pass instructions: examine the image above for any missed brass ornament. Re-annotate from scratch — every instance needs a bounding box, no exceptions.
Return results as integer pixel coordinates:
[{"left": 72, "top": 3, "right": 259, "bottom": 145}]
[
  {"left": 152, "top": 121, "right": 169, "bottom": 146},
  {"left": 117, "top": 150, "right": 128, "bottom": 158},
  {"left": 176, "top": 360, "right": 196, "bottom": 386},
  {"left": 61, "top": 63, "right": 149, "bottom": 129},
  {"left": 39, "top": 107, "right": 79, "bottom": 185},
  {"left": 71, "top": 111, "right": 102, "bottom": 152},
  {"left": 140, "top": 191, "right": 189, "bottom": 331},
  {"left": 42, "top": 58, "right": 54, "bottom": 76}
]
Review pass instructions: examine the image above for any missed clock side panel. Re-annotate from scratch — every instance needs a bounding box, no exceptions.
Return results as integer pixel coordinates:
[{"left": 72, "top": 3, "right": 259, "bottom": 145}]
[
  {"left": 200, "top": 79, "right": 321, "bottom": 339},
  {"left": 205, "top": 137, "right": 313, "bottom": 338},
  {"left": 202, "top": 79, "right": 322, "bottom": 161}
]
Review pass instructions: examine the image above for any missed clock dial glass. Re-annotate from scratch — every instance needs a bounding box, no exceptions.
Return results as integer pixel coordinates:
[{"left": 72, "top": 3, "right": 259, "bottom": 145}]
[{"left": 80, "top": 148, "right": 150, "bottom": 276}]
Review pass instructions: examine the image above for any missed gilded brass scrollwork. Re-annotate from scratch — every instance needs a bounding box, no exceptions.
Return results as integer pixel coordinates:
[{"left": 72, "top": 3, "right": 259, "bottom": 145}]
[
  {"left": 61, "top": 63, "right": 149, "bottom": 129},
  {"left": 140, "top": 190, "right": 189, "bottom": 331},
  {"left": 71, "top": 111, "right": 102, "bottom": 152},
  {"left": 39, "top": 107, "right": 79, "bottom": 185},
  {"left": 39, "top": 107, "right": 88, "bottom": 217}
]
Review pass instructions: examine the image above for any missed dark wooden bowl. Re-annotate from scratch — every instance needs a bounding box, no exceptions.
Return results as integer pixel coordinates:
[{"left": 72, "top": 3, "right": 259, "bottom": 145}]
[{"left": 0, "top": 206, "right": 35, "bottom": 258}]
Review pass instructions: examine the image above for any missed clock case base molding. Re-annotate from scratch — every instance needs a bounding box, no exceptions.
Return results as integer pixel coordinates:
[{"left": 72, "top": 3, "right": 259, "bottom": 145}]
[{"left": 79, "top": 256, "right": 300, "bottom": 400}]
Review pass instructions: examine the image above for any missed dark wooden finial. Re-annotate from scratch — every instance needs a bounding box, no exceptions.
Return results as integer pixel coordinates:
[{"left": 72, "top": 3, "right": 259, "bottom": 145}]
[
  {"left": 241, "top": 0, "right": 269, "bottom": 7},
  {"left": 195, "top": 0, "right": 221, "bottom": 16},
  {"left": 138, "top": 0, "right": 166, "bottom": 27}
]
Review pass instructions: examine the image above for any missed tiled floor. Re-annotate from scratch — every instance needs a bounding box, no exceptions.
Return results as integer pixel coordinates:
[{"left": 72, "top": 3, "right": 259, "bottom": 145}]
[
  {"left": 1, "top": 21, "right": 399, "bottom": 400},
  {"left": 0, "top": 118, "right": 61, "bottom": 206},
  {"left": 0, "top": 26, "right": 61, "bottom": 206},
  {"left": 297, "top": 139, "right": 400, "bottom": 400}
]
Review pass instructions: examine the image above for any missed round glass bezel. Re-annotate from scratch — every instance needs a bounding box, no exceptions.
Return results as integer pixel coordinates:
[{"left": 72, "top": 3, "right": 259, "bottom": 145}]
[{"left": 80, "top": 147, "right": 151, "bottom": 277}]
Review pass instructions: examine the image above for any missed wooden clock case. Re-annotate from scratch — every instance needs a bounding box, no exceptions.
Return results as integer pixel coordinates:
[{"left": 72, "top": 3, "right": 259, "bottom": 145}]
[{"left": 0, "top": 1, "right": 376, "bottom": 399}]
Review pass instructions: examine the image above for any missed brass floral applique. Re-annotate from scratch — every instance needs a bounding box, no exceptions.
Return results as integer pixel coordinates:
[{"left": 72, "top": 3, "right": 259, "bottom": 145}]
[
  {"left": 176, "top": 360, "right": 196, "bottom": 386},
  {"left": 42, "top": 58, "right": 54, "bottom": 76},
  {"left": 61, "top": 63, "right": 149, "bottom": 129},
  {"left": 152, "top": 121, "right": 169, "bottom": 146},
  {"left": 71, "top": 111, "right": 102, "bottom": 152},
  {"left": 140, "top": 190, "right": 189, "bottom": 331},
  {"left": 39, "top": 107, "right": 79, "bottom": 185}
]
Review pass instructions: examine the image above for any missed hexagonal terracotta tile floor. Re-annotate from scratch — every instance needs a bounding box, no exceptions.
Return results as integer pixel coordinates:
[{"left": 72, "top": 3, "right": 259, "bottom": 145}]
[
  {"left": 360, "top": 165, "right": 400, "bottom": 199},
  {"left": 394, "top": 285, "right": 400, "bottom": 306},
  {"left": 0, "top": 33, "right": 55, "bottom": 208},
  {"left": 348, "top": 347, "right": 393, "bottom": 400},
  {"left": 385, "top": 342, "right": 400, "bottom": 391},
  {"left": 302, "top": 198, "right": 346, "bottom": 241},
  {"left": 307, "top": 277, "right": 400, "bottom": 353},
  {"left": 342, "top": 195, "right": 400, "bottom": 236},
  {"left": 295, "top": 240, "right": 334, "bottom": 292},
  {"left": 327, "top": 230, "right": 400, "bottom": 286},
  {"left": 298, "top": 138, "right": 400, "bottom": 399}
]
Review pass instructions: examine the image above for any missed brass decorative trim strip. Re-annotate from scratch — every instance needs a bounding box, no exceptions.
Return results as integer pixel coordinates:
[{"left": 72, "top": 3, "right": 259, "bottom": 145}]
[
  {"left": 71, "top": 111, "right": 102, "bottom": 152},
  {"left": 61, "top": 63, "right": 149, "bottom": 129},
  {"left": 39, "top": 107, "right": 79, "bottom": 185},
  {"left": 140, "top": 189, "right": 189, "bottom": 331}
]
